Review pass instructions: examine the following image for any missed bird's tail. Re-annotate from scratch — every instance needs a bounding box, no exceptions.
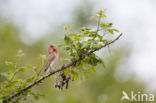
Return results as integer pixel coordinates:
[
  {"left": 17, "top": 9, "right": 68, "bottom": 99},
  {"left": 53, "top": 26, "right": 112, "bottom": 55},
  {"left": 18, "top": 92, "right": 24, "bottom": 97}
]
[{"left": 44, "top": 67, "right": 50, "bottom": 74}]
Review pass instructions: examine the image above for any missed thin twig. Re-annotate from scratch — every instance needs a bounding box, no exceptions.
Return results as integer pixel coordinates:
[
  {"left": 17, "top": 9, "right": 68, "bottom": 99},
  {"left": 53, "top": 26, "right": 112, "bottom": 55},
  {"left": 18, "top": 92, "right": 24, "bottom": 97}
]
[
  {"left": 10, "top": 65, "right": 18, "bottom": 82},
  {"left": 10, "top": 71, "right": 18, "bottom": 82},
  {"left": 2, "top": 33, "right": 122, "bottom": 103},
  {"left": 37, "top": 59, "right": 44, "bottom": 77},
  {"left": 92, "top": 15, "right": 102, "bottom": 40},
  {"left": 97, "top": 15, "right": 102, "bottom": 32}
]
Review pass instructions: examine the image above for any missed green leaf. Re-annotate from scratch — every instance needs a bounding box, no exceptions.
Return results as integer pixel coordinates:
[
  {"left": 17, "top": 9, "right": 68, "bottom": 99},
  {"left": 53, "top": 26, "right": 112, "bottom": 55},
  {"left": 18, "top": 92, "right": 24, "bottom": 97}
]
[
  {"left": 5, "top": 81, "right": 18, "bottom": 88},
  {"left": 108, "top": 23, "right": 113, "bottom": 27},
  {"left": 95, "top": 9, "right": 107, "bottom": 18},
  {"left": 102, "top": 39, "right": 107, "bottom": 43},
  {"left": 34, "top": 96, "right": 39, "bottom": 100},
  {"left": 100, "top": 22, "right": 106, "bottom": 27},
  {"left": 26, "top": 77, "right": 34, "bottom": 82},
  {"left": 64, "top": 35, "right": 73, "bottom": 44},
  {"left": 71, "top": 70, "right": 79, "bottom": 80},
  {"left": 64, "top": 68, "right": 70, "bottom": 75},
  {"left": 58, "top": 44, "right": 63, "bottom": 47},
  {"left": 81, "top": 43, "right": 88, "bottom": 49},
  {"left": 102, "top": 63, "right": 106, "bottom": 69},
  {"left": 18, "top": 68, "right": 25, "bottom": 72},
  {"left": 98, "top": 58, "right": 107, "bottom": 69},
  {"left": 97, "top": 34, "right": 103, "bottom": 40},
  {"left": 62, "top": 24, "right": 73, "bottom": 30},
  {"left": 77, "top": 64, "right": 83, "bottom": 70},
  {"left": 90, "top": 66, "right": 96, "bottom": 72},
  {"left": 92, "top": 44, "right": 102, "bottom": 49},
  {"left": 112, "top": 29, "right": 119, "bottom": 32},
  {"left": 83, "top": 71, "right": 89, "bottom": 79},
  {"left": 107, "top": 29, "right": 114, "bottom": 34},
  {"left": 65, "top": 47, "right": 71, "bottom": 50},
  {"left": 70, "top": 53, "right": 76, "bottom": 57},
  {"left": 34, "top": 68, "right": 38, "bottom": 72}
]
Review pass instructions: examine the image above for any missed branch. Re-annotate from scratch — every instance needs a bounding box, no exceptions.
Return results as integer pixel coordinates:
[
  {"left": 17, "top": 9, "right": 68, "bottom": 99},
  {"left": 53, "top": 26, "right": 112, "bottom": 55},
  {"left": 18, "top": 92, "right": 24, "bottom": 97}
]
[{"left": 3, "top": 33, "right": 122, "bottom": 103}]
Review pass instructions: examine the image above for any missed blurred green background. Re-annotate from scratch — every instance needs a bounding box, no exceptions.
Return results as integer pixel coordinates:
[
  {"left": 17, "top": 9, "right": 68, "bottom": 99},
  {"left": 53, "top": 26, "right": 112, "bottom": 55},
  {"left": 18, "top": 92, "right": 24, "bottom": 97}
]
[{"left": 0, "top": 1, "right": 155, "bottom": 103}]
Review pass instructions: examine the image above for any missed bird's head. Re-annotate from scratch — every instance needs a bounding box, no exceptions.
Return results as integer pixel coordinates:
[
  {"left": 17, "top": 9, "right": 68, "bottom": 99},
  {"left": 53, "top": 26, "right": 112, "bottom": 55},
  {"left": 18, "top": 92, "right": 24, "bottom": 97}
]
[{"left": 48, "top": 45, "right": 58, "bottom": 54}]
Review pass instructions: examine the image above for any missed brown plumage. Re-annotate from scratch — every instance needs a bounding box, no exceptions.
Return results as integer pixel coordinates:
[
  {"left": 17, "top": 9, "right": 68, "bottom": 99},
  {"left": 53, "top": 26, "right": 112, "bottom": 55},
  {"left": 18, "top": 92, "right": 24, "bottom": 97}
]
[{"left": 45, "top": 45, "right": 59, "bottom": 73}]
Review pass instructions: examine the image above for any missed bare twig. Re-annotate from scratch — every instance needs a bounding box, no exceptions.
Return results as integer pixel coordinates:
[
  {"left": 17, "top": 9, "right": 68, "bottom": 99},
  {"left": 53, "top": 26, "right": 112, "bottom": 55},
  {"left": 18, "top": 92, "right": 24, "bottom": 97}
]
[
  {"left": 97, "top": 15, "right": 102, "bottom": 32},
  {"left": 10, "top": 71, "right": 18, "bottom": 82},
  {"left": 2, "top": 33, "right": 122, "bottom": 103},
  {"left": 37, "top": 59, "right": 44, "bottom": 77},
  {"left": 10, "top": 65, "right": 18, "bottom": 82}
]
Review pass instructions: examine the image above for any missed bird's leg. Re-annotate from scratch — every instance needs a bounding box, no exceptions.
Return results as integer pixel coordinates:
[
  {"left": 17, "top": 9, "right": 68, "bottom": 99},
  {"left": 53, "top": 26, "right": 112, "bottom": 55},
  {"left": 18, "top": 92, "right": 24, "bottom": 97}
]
[{"left": 49, "top": 66, "right": 55, "bottom": 73}]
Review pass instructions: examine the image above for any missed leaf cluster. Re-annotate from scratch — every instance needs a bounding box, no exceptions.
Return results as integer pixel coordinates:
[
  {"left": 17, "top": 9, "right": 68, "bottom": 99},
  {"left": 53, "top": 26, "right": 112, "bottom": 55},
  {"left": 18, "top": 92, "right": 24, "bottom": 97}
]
[
  {"left": 0, "top": 50, "right": 46, "bottom": 102},
  {"left": 58, "top": 9, "right": 119, "bottom": 80}
]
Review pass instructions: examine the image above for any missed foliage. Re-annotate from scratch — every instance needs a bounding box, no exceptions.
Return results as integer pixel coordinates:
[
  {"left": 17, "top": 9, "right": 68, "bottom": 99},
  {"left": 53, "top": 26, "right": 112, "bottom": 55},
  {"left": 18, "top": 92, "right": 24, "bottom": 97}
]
[
  {"left": 58, "top": 9, "right": 119, "bottom": 86},
  {"left": 0, "top": 9, "right": 119, "bottom": 103},
  {"left": 0, "top": 50, "right": 46, "bottom": 102}
]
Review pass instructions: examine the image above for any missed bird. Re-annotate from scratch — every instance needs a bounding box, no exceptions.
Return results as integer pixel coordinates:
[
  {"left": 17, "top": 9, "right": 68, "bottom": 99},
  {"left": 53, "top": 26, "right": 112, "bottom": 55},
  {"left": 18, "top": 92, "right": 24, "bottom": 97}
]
[{"left": 45, "top": 45, "right": 59, "bottom": 73}]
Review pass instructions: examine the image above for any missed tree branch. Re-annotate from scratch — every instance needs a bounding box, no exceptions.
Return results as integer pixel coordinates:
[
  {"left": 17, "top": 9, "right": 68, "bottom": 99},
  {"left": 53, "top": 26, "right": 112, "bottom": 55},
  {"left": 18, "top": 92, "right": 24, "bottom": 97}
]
[{"left": 3, "top": 33, "right": 122, "bottom": 103}]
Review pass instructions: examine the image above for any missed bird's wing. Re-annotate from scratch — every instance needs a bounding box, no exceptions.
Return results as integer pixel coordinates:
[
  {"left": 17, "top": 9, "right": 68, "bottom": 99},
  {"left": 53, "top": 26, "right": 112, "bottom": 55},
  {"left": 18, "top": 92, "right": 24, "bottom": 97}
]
[{"left": 45, "top": 52, "right": 56, "bottom": 72}]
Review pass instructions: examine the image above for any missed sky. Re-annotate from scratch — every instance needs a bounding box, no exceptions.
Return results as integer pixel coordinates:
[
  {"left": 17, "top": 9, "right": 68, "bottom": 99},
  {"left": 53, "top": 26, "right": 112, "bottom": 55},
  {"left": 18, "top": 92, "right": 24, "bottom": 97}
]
[
  {"left": 0, "top": 0, "right": 156, "bottom": 91},
  {"left": 107, "top": 0, "right": 156, "bottom": 91}
]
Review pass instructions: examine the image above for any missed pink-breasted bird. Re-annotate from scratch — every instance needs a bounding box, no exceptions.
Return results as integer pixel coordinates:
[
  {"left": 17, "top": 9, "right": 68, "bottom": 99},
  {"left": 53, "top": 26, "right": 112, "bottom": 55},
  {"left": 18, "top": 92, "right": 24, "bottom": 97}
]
[{"left": 45, "top": 45, "right": 59, "bottom": 73}]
